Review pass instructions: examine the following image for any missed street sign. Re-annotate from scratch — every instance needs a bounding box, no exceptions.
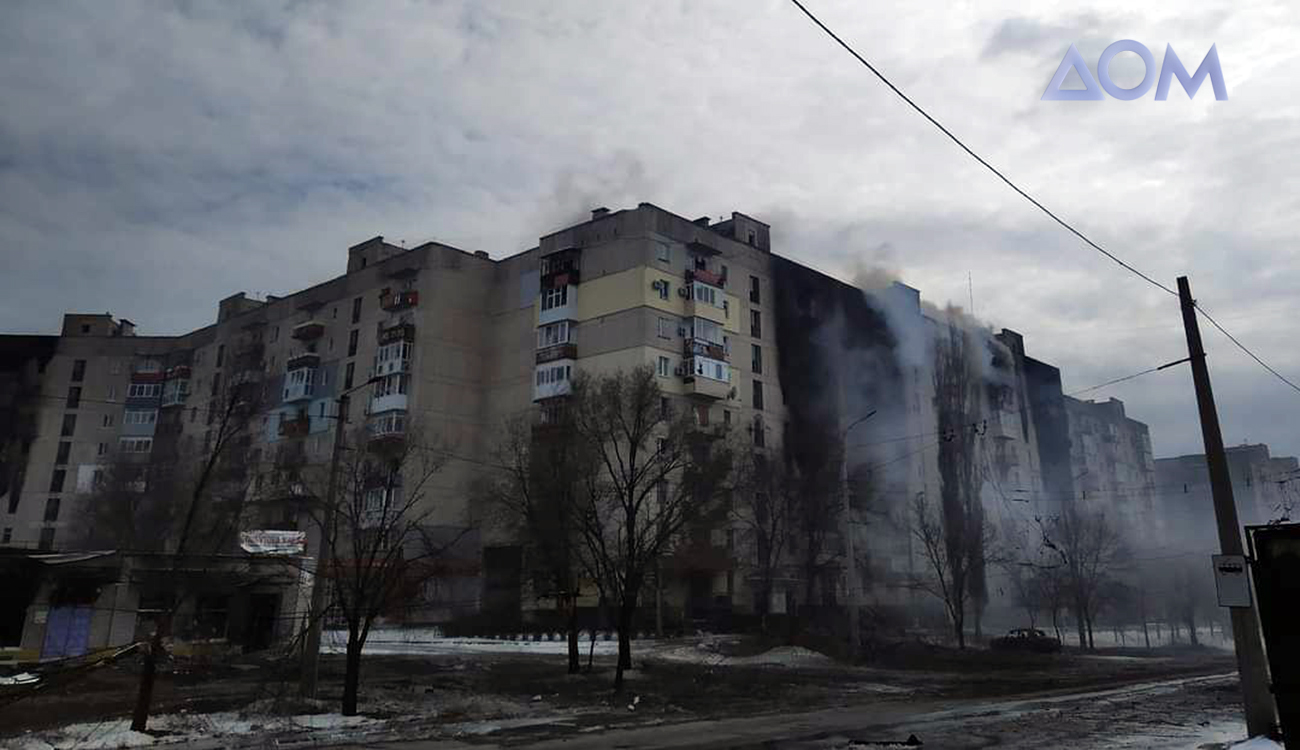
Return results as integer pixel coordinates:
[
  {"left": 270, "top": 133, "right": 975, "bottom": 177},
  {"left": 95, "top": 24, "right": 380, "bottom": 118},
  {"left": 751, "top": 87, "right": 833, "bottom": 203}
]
[{"left": 1212, "top": 554, "right": 1252, "bottom": 608}]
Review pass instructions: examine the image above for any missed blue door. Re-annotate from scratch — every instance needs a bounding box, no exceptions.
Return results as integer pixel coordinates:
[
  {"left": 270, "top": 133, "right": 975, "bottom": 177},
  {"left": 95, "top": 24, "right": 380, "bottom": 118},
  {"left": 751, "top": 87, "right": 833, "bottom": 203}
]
[{"left": 41, "top": 606, "right": 92, "bottom": 659}]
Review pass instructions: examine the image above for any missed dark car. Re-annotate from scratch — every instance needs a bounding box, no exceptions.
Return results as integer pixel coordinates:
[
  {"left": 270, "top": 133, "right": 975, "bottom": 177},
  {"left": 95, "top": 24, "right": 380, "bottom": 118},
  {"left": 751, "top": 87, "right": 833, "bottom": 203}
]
[{"left": 990, "top": 628, "right": 1063, "bottom": 653}]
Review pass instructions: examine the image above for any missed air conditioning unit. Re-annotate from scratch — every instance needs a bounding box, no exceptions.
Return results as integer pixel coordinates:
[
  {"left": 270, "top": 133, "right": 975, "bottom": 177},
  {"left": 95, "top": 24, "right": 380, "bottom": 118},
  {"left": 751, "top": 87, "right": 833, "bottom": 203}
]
[
  {"left": 678, "top": 287, "right": 690, "bottom": 299},
  {"left": 651, "top": 280, "right": 664, "bottom": 292},
  {"left": 728, "top": 388, "right": 738, "bottom": 399}
]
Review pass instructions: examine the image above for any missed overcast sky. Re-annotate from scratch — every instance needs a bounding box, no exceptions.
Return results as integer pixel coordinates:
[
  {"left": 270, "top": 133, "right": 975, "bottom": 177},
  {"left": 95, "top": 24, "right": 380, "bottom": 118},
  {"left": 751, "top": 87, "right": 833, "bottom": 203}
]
[{"left": 1, "top": 0, "right": 1296, "bottom": 460}]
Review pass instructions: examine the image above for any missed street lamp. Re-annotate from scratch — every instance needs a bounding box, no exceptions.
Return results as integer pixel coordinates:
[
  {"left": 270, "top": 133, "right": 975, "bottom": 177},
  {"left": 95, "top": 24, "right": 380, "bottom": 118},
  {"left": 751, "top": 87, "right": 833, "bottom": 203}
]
[
  {"left": 840, "top": 409, "right": 876, "bottom": 660},
  {"left": 300, "top": 375, "right": 381, "bottom": 698}
]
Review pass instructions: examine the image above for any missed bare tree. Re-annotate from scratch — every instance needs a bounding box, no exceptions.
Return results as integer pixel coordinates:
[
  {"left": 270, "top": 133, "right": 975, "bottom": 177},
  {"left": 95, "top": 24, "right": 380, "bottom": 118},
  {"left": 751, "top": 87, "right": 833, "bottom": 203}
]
[
  {"left": 486, "top": 412, "right": 589, "bottom": 673},
  {"left": 126, "top": 373, "right": 263, "bottom": 731},
  {"left": 931, "top": 316, "right": 991, "bottom": 642},
  {"left": 730, "top": 447, "right": 795, "bottom": 634},
  {"left": 315, "top": 424, "right": 452, "bottom": 715},
  {"left": 569, "top": 367, "right": 732, "bottom": 691},
  {"left": 1045, "top": 503, "right": 1128, "bottom": 650},
  {"left": 785, "top": 422, "right": 844, "bottom": 634},
  {"left": 909, "top": 493, "right": 998, "bottom": 648}
]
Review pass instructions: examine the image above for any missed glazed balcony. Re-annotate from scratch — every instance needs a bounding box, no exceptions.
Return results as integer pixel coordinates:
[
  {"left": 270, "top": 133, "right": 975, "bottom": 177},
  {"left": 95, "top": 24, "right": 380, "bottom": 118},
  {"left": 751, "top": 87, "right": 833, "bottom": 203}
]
[
  {"left": 367, "top": 410, "right": 407, "bottom": 448},
  {"left": 370, "top": 392, "right": 408, "bottom": 414},
  {"left": 682, "top": 357, "right": 731, "bottom": 400}
]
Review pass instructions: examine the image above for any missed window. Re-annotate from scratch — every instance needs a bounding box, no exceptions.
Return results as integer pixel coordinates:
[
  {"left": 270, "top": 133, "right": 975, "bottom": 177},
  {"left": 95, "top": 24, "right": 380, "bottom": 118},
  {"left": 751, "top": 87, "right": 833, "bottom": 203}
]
[
  {"left": 352, "top": 296, "right": 363, "bottom": 324},
  {"left": 125, "top": 410, "right": 157, "bottom": 425},
  {"left": 656, "top": 481, "right": 668, "bottom": 504},
  {"left": 66, "top": 386, "right": 82, "bottom": 409},
  {"left": 50, "top": 469, "right": 66, "bottom": 493},
  {"left": 71, "top": 359, "right": 86, "bottom": 382},
  {"left": 1, "top": 528, "right": 10, "bottom": 544},
  {"left": 348, "top": 329, "right": 359, "bottom": 357},
  {"left": 747, "top": 230, "right": 756, "bottom": 246},
  {"left": 537, "top": 321, "right": 572, "bottom": 347},
  {"left": 344, "top": 361, "right": 355, "bottom": 390},
  {"left": 107, "top": 385, "right": 116, "bottom": 399},
  {"left": 657, "top": 356, "right": 671, "bottom": 377},
  {"left": 657, "top": 317, "right": 673, "bottom": 338},
  {"left": 536, "top": 364, "right": 571, "bottom": 386},
  {"left": 724, "top": 409, "right": 731, "bottom": 425},
  {"left": 376, "top": 341, "right": 412, "bottom": 365},
  {"left": 44, "top": 498, "right": 60, "bottom": 523},
  {"left": 136, "top": 359, "right": 161, "bottom": 373},
  {"left": 102, "top": 414, "right": 115, "bottom": 428},
  {"left": 332, "top": 306, "right": 338, "bottom": 319},
  {"left": 119, "top": 437, "right": 153, "bottom": 453},
  {"left": 753, "top": 416, "right": 765, "bottom": 447},
  {"left": 80, "top": 324, "right": 90, "bottom": 334},
  {"left": 271, "top": 326, "right": 279, "bottom": 342},
  {"left": 693, "top": 318, "right": 723, "bottom": 344},
  {"left": 692, "top": 282, "right": 720, "bottom": 307},
  {"left": 111, "top": 361, "right": 122, "bottom": 374},
  {"left": 541, "top": 285, "right": 569, "bottom": 311},
  {"left": 753, "top": 380, "right": 764, "bottom": 410},
  {"left": 210, "top": 372, "right": 221, "bottom": 396},
  {"left": 216, "top": 344, "right": 225, "bottom": 368},
  {"left": 38, "top": 527, "right": 55, "bottom": 551},
  {"left": 55, "top": 442, "right": 71, "bottom": 465},
  {"left": 127, "top": 383, "right": 162, "bottom": 399},
  {"left": 751, "top": 344, "right": 763, "bottom": 375},
  {"left": 696, "top": 405, "right": 709, "bottom": 426},
  {"left": 61, "top": 414, "right": 77, "bottom": 437},
  {"left": 749, "top": 275, "right": 760, "bottom": 304},
  {"left": 373, "top": 373, "right": 410, "bottom": 397},
  {"left": 656, "top": 242, "right": 670, "bottom": 263},
  {"left": 656, "top": 280, "right": 671, "bottom": 301},
  {"left": 750, "top": 310, "right": 762, "bottom": 338},
  {"left": 660, "top": 397, "right": 670, "bottom": 418},
  {"left": 97, "top": 442, "right": 108, "bottom": 456}
]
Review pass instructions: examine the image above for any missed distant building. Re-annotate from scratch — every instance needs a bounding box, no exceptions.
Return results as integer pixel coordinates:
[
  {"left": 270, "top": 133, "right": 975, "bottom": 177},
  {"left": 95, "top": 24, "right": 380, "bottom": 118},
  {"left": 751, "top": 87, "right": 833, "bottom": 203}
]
[
  {"left": 1064, "top": 396, "right": 1160, "bottom": 541},
  {"left": 1155, "top": 444, "right": 1299, "bottom": 551}
]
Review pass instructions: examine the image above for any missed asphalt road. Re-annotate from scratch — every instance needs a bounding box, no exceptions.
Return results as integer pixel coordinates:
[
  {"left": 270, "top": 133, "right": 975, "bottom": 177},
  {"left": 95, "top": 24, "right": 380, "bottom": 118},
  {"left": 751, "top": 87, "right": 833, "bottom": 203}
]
[{"left": 341, "top": 672, "right": 1248, "bottom": 750}]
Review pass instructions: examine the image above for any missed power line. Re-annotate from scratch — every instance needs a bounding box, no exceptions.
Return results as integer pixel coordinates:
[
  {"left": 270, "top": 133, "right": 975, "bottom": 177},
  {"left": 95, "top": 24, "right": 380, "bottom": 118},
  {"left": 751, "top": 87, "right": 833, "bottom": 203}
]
[
  {"left": 1065, "top": 357, "right": 1189, "bottom": 398},
  {"left": 786, "top": 0, "right": 1300, "bottom": 400},
  {"left": 785, "top": 0, "right": 1177, "bottom": 298}
]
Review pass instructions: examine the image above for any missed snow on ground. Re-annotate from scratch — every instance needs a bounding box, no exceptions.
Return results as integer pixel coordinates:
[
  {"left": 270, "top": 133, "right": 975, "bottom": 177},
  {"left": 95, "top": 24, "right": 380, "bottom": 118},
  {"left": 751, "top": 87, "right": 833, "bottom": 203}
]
[
  {"left": 1230, "top": 738, "right": 1284, "bottom": 750},
  {"left": 0, "top": 671, "right": 40, "bottom": 685},
  {"left": 322, "top": 629, "right": 622, "bottom": 656},
  {"left": 9, "top": 711, "right": 382, "bottom": 750}
]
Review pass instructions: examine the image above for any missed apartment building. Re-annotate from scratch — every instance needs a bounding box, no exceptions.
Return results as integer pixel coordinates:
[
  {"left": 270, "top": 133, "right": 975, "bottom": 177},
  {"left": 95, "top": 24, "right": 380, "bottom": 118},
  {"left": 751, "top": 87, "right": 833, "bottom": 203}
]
[
  {"left": 1065, "top": 396, "right": 1161, "bottom": 541},
  {"left": 1155, "top": 443, "right": 1300, "bottom": 551},
  {"left": 3, "top": 200, "right": 1176, "bottom": 649}
]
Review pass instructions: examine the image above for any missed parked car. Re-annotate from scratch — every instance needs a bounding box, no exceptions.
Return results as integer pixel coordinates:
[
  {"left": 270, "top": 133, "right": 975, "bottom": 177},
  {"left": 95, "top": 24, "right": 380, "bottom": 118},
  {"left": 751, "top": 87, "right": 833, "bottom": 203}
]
[{"left": 990, "top": 628, "right": 1063, "bottom": 653}]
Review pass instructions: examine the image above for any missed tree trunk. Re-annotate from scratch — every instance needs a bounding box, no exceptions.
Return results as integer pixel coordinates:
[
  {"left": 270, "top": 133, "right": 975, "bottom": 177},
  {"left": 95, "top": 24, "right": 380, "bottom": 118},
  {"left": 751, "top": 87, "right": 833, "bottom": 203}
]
[
  {"left": 342, "top": 632, "right": 363, "bottom": 716},
  {"left": 953, "top": 609, "right": 966, "bottom": 649},
  {"left": 1187, "top": 615, "right": 1199, "bottom": 646},
  {"left": 130, "top": 612, "right": 172, "bottom": 732},
  {"left": 566, "top": 595, "right": 580, "bottom": 675},
  {"left": 614, "top": 595, "right": 637, "bottom": 691},
  {"left": 973, "top": 607, "right": 983, "bottom": 640},
  {"left": 1142, "top": 617, "right": 1151, "bottom": 649},
  {"left": 1085, "top": 613, "right": 1095, "bottom": 651}
]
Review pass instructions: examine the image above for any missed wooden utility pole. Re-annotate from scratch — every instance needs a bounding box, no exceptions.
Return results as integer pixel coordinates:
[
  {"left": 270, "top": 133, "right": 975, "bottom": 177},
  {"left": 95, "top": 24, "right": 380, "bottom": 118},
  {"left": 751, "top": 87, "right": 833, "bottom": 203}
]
[{"left": 1177, "top": 275, "right": 1276, "bottom": 736}]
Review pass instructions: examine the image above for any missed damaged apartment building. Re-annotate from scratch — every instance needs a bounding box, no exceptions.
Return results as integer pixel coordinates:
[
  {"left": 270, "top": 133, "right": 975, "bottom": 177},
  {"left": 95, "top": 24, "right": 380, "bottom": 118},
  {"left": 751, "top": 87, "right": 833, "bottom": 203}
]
[{"left": 1, "top": 201, "right": 1189, "bottom": 658}]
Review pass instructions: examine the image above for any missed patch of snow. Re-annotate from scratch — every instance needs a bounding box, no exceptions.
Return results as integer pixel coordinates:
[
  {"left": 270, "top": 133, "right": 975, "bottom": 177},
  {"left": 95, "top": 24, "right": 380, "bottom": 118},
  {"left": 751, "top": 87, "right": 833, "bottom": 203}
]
[
  {"left": 1231, "top": 738, "right": 1284, "bottom": 750},
  {"left": 321, "top": 631, "right": 620, "bottom": 657},
  {"left": 0, "top": 671, "right": 39, "bottom": 685}
]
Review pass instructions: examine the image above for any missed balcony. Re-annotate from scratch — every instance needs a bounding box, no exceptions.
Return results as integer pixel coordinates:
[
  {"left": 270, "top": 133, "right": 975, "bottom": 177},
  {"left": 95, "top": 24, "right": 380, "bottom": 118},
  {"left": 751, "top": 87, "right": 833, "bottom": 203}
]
[
  {"left": 536, "top": 343, "right": 577, "bottom": 364},
  {"left": 378, "top": 323, "right": 415, "bottom": 345},
  {"left": 292, "top": 321, "right": 326, "bottom": 341},
  {"left": 368, "top": 410, "right": 407, "bottom": 447},
  {"left": 684, "top": 338, "right": 727, "bottom": 361},
  {"left": 160, "top": 380, "right": 190, "bottom": 408},
  {"left": 683, "top": 357, "right": 731, "bottom": 400},
  {"left": 131, "top": 371, "right": 164, "bottom": 384},
  {"left": 534, "top": 360, "right": 574, "bottom": 402},
  {"left": 283, "top": 362, "right": 317, "bottom": 403},
  {"left": 380, "top": 290, "right": 419, "bottom": 312},
  {"left": 286, "top": 352, "right": 320, "bottom": 371},
  {"left": 686, "top": 267, "right": 726, "bottom": 288},
  {"left": 370, "top": 392, "right": 408, "bottom": 414},
  {"left": 164, "top": 365, "right": 192, "bottom": 380},
  {"left": 278, "top": 413, "right": 311, "bottom": 438}
]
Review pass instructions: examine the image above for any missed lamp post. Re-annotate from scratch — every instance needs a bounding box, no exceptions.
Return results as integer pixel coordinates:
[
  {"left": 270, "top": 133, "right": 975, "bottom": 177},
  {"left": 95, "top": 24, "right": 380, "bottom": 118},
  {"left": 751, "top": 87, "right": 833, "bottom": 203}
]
[
  {"left": 299, "top": 375, "right": 381, "bottom": 698},
  {"left": 840, "top": 409, "right": 876, "bottom": 660}
]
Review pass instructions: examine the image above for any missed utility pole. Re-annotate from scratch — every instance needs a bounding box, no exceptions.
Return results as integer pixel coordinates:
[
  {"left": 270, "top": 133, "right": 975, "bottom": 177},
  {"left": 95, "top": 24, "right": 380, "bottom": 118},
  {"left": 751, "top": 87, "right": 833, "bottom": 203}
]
[
  {"left": 299, "top": 391, "right": 350, "bottom": 698},
  {"left": 839, "top": 408, "right": 876, "bottom": 661},
  {"left": 1177, "top": 275, "right": 1276, "bottom": 736}
]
